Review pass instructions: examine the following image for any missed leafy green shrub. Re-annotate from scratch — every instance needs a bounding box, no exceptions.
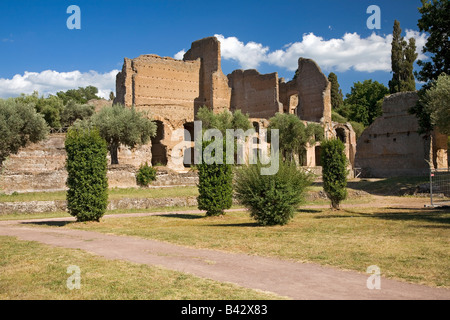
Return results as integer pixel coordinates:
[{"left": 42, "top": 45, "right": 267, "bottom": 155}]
[
  {"left": 332, "top": 111, "right": 348, "bottom": 123},
  {"left": 349, "top": 121, "right": 365, "bottom": 140},
  {"left": 65, "top": 127, "right": 108, "bottom": 222},
  {"left": 321, "top": 139, "right": 348, "bottom": 210},
  {"left": 136, "top": 162, "right": 157, "bottom": 187},
  {"left": 60, "top": 101, "right": 95, "bottom": 127},
  {"left": 234, "top": 160, "right": 313, "bottom": 226},
  {"left": 91, "top": 104, "right": 157, "bottom": 165},
  {"left": 0, "top": 98, "right": 48, "bottom": 167},
  {"left": 197, "top": 139, "right": 233, "bottom": 217}
]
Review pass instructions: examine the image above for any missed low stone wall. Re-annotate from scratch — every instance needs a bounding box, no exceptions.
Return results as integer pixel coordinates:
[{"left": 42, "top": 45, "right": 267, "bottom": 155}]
[
  {"left": 0, "top": 196, "right": 198, "bottom": 215},
  {"left": 0, "top": 189, "right": 372, "bottom": 215}
]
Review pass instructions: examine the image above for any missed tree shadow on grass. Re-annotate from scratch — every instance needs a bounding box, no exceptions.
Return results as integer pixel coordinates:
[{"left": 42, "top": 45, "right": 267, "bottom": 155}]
[
  {"left": 20, "top": 220, "right": 75, "bottom": 227},
  {"left": 206, "top": 222, "right": 261, "bottom": 228},
  {"left": 346, "top": 176, "right": 429, "bottom": 197},
  {"left": 297, "top": 209, "right": 323, "bottom": 214},
  {"left": 156, "top": 213, "right": 205, "bottom": 220},
  {"left": 361, "top": 208, "right": 450, "bottom": 226},
  {"left": 313, "top": 207, "right": 450, "bottom": 226}
]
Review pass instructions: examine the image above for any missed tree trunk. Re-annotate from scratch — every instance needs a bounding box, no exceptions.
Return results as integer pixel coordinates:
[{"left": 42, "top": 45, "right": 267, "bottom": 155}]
[
  {"left": 110, "top": 143, "right": 119, "bottom": 165},
  {"left": 331, "top": 200, "right": 341, "bottom": 210}
]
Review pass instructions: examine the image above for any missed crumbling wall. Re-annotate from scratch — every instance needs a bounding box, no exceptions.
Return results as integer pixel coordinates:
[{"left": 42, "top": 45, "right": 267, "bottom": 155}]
[
  {"left": 228, "top": 69, "right": 283, "bottom": 118},
  {"left": 115, "top": 54, "right": 201, "bottom": 117},
  {"left": 0, "top": 134, "right": 153, "bottom": 194},
  {"left": 183, "top": 37, "right": 231, "bottom": 113},
  {"left": 280, "top": 58, "right": 332, "bottom": 124},
  {"left": 114, "top": 54, "right": 203, "bottom": 171},
  {"left": 355, "top": 92, "right": 435, "bottom": 177}
]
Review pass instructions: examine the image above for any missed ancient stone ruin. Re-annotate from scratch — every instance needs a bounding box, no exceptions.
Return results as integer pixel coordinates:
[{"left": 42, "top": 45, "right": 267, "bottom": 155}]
[
  {"left": 3, "top": 36, "right": 447, "bottom": 194},
  {"left": 113, "top": 36, "right": 356, "bottom": 173},
  {"left": 355, "top": 92, "right": 448, "bottom": 177}
]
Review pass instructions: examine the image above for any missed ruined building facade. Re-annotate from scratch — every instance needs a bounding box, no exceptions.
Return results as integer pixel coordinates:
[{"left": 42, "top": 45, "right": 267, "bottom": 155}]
[
  {"left": 114, "top": 36, "right": 356, "bottom": 173},
  {"left": 3, "top": 36, "right": 447, "bottom": 194},
  {"left": 355, "top": 92, "right": 448, "bottom": 177}
]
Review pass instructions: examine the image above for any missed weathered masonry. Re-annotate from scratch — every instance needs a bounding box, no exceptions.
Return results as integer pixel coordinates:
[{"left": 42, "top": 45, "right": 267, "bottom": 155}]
[
  {"left": 15, "top": 35, "right": 450, "bottom": 194},
  {"left": 114, "top": 36, "right": 356, "bottom": 173},
  {"left": 355, "top": 92, "right": 448, "bottom": 177}
]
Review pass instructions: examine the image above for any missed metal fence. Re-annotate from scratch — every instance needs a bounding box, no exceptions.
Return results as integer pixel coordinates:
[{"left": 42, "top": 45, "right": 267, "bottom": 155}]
[{"left": 429, "top": 168, "right": 450, "bottom": 207}]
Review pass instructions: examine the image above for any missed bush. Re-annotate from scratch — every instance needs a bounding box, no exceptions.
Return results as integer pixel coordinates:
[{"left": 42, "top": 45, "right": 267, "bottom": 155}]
[
  {"left": 332, "top": 111, "right": 348, "bottom": 123},
  {"left": 197, "top": 139, "right": 233, "bottom": 216},
  {"left": 60, "top": 101, "right": 95, "bottom": 127},
  {"left": 321, "top": 139, "right": 348, "bottom": 210},
  {"left": 0, "top": 98, "right": 48, "bottom": 167},
  {"left": 65, "top": 127, "right": 108, "bottom": 222},
  {"left": 349, "top": 121, "right": 365, "bottom": 140},
  {"left": 136, "top": 162, "right": 157, "bottom": 187},
  {"left": 234, "top": 160, "right": 313, "bottom": 226}
]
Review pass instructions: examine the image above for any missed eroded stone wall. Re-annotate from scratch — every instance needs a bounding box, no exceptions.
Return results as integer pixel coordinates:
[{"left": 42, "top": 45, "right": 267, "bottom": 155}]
[
  {"left": 355, "top": 92, "right": 439, "bottom": 177},
  {"left": 183, "top": 37, "right": 231, "bottom": 113},
  {"left": 228, "top": 69, "right": 283, "bottom": 118},
  {"left": 280, "top": 58, "right": 332, "bottom": 124},
  {"left": 0, "top": 134, "right": 153, "bottom": 194}
]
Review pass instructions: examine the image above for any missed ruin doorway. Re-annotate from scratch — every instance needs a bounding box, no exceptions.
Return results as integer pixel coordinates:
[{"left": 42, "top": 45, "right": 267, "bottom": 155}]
[
  {"left": 336, "top": 128, "right": 347, "bottom": 143},
  {"left": 315, "top": 146, "right": 322, "bottom": 166},
  {"left": 288, "top": 94, "right": 298, "bottom": 114},
  {"left": 183, "top": 122, "right": 195, "bottom": 168},
  {"left": 151, "top": 120, "right": 168, "bottom": 166}
]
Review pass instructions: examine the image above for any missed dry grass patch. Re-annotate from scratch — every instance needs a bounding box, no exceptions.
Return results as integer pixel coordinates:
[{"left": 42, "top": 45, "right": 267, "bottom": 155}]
[
  {"left": 0, "top": 236, "right": 285, "bottom": 300},
  {"left": 60, "top": 206, "right": 450, "bottom": 288}
]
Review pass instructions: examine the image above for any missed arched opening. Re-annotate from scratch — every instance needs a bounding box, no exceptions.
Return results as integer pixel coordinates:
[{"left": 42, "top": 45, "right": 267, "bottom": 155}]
[
  {"left": 151, "top": 120, "right": 168, "bottom": 166},
  {"left": 288, "top": 94, "right": 298, "bottom": 114},
  {"left": 336, "top": 127, "right": 347, "bottom": 143}
]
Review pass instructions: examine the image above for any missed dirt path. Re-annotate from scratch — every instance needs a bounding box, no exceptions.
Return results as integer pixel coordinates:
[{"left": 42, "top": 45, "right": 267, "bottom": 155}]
[{"left": 1, "top": 205, "right": 449, "bottom": 300}]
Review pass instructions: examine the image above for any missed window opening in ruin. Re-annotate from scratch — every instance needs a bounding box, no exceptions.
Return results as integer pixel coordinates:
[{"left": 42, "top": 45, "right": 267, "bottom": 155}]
[
  {"left": 184, "top": 122, "right": 195, "bottom": 142},
  {"left": 288, "top": 94, "right": 299, "bottom": 114},
  {"left": 151, "top": 120, "right": 168, "bottom": 166},
  {"left": 315, "top": 146, "right": 322, "bottom": 167},
  {"left": 336, "top": 128, "right": 347, "bottom": 143},
  {"left": 183, "top": 122, "right": 195, "bottom": 167}
]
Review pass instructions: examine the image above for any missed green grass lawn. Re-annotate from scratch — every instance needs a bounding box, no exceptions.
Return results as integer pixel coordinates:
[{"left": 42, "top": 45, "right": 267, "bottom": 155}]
[{"left": 0, "top": 235, "right": 285, "bottom": 300}]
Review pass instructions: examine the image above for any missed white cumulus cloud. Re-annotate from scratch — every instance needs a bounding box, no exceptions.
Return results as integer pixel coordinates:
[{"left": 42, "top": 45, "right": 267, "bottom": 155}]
[
  {"left": 215, "top": 35, "right": 270, "bottom": 70},
  {"left": 213, "top": 31, "right": 428, "bottom": 73},
  {"left": 0, "top": 69, "right": 120, "bottom": 99},
  {"left": 174, "top": 49, "right": 186, "bottom": 60}
]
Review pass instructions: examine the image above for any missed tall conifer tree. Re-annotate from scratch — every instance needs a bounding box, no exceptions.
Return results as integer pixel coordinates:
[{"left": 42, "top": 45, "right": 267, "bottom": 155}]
[{"left": 389, "top": 20, "right": 417, "bottom": 93}]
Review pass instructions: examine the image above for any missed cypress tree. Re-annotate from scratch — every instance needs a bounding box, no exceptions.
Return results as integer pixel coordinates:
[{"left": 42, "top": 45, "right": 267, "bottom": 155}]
[
  {"left": 389, "top": 20, "right": 404, "bottom": 93},
  {"left": 389, "top": 20, "right": 417, "bottom": 94},
  {"left": 321, "top": 139, "right": 348, "bottom": 210},
  {"left": 402, "top": 38, "right": 418, "bottom": 91},
  {"left": 328, "top": 73, "right": 344, "bottom": 110},
  {"left": 65, "top": 127, "right": 108, "bottom": 222}
]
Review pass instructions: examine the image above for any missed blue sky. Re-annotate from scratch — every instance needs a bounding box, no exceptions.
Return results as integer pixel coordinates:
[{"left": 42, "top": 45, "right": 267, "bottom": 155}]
[{"left": 0, "top": 0, "right": 428, "bottom": 99}]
